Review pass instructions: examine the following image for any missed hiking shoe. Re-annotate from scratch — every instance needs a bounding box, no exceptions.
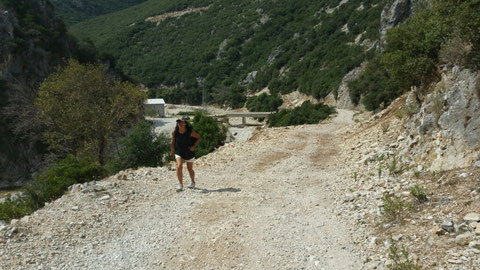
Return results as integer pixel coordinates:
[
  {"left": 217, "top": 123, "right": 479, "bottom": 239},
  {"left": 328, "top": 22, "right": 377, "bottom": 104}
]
[
  {"left": 188, "top": 182, "right": 195, "bottom": 189},
  {"left": 176, "top": 184, "right": 183, "bottom": 192}
]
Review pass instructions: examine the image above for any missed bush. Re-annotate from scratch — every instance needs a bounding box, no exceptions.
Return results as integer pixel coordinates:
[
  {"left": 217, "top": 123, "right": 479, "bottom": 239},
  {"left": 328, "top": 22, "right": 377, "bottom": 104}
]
[
  {"left": 439, "top": 35, "right": 471, "bottom": 67},
  {"left": 410, "top": 184, "right": 428, "bottom": 203},
  {"left": 191, "top": 112, "right": 226, "bottom": 158},
  {"left": 0, "top": 156, "right": 104, "bottom": 222},
  {"left": 349, "top": 56, "right": 401, "bottom": 111},
  {"left": 106, "top": 120, "right": 170, "bottom": 174},
  {"left": 388, "top": 237, "right": 422, "bottom": 270},
  {"left": 381, "top": 194, "right": 412, "bottom": 222},
  {"left": 246, "top": 93, "right": 283, "bottom": 112},
  {"left": 268, "top": 101, "right": 335, "bottom": 127}
]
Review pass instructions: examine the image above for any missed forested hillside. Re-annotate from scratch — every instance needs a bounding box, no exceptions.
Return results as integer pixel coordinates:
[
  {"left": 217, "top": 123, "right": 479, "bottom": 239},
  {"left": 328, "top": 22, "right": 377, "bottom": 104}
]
[
  {"left": 50, "top": 0, "right": 147, "bottom": 26},
  {"left": 70, "top": 0, "right": 385, "bottom": 107}
]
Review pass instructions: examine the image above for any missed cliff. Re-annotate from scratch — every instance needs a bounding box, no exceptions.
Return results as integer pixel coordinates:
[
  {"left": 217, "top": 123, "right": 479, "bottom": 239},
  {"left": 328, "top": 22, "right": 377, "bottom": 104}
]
[{"left": 0, "top": 0, "right": 75, "bottom": 187}]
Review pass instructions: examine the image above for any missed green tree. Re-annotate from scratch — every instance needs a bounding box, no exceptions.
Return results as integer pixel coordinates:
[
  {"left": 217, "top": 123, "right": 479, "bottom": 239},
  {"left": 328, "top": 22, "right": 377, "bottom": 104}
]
[{"left": 35, "top": 59, "right": 146, "bottom": 164}]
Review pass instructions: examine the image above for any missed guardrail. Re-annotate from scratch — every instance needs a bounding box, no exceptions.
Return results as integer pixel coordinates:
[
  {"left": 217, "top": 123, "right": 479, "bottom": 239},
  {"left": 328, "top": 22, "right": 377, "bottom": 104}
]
[{"left": 213, "top": 112, "right": 274, "bottom": 126}]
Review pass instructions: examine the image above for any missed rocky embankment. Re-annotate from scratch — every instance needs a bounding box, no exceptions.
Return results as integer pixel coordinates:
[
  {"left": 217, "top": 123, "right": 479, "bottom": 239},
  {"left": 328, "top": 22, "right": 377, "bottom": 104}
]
[{"left": 338, "top": 65, "right": 480, "bottom": 269}]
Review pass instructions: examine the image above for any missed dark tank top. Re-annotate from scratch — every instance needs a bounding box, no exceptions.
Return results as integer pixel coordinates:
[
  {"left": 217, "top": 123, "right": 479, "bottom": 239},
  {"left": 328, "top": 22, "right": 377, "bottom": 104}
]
[{"left": 174, "top": 127, "right": 195, "bottom": 160}]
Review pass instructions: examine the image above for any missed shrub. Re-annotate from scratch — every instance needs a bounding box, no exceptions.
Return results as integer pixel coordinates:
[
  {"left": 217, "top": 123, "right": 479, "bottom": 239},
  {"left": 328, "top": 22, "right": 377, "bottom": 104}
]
[
  {"left": 349, "top": 56, "right": 400, "bottom": 111},
  {"left": 191, "top": 111, "right": 226, "bottom": 158},
  {"left": 410, "top": 184, "right": 428, "bottom": 203},
  {"left": 388, "top": 237, "right": 422, "bottom": 270},
  {"left": 439, "top": 35, "right": 471, "bottom": 66},
  {"left": 381, "top": 194, "right": 412, "bottom": 222},
  {"left": 26, "top": 156, "right": 104, "bottom": 202},
  {"left": 106, "top": 120, "right": 170, "bottom": 174},
  {"left": 381, "top": 122, "right": 390, "bottom": 134},
  {"left": 394, "top": 104, "right": 418, "bottom": 119},
  {"left": 387, "top": 155, "right": 408, "bottom": 176},
  {"left": 268, "top": 101, "right": 335, "bottom": 127},
  {"left": 0, "top": 156, "right": 104, "bottom": 222},
  {"left": 246, "top": 93, "right": 283, "bottom": 112}
]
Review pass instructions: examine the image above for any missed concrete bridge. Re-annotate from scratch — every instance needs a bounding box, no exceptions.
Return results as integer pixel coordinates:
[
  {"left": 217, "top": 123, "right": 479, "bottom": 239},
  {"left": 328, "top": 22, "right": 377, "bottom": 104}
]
[{"left": 213, "top": 112, "right": 274, "bottom": 126}]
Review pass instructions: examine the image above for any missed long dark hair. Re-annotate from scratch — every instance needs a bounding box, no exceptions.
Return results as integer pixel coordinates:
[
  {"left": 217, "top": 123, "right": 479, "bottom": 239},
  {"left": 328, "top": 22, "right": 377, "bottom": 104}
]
[{"left": 174, "top": 121, "right": 192, "bottom": 137}]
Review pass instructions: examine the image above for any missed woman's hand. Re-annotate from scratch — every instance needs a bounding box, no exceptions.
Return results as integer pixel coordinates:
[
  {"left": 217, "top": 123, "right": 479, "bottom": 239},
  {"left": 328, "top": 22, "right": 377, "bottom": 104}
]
[
  {"left": 189, "top": 146, "right": 195, "bottom": 152},
  {"left": 170, "top": 151, "right": 174, "bottom": 158}
]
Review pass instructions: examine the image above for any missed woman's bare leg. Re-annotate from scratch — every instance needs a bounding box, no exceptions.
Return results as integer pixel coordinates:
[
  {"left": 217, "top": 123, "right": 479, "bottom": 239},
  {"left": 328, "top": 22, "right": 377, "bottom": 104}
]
[
  {"left": 176, "top": 157, "right": 184, "bottom": 186},
  {"left": 186, "top": 161, "right": 195, "bottom": 184}
]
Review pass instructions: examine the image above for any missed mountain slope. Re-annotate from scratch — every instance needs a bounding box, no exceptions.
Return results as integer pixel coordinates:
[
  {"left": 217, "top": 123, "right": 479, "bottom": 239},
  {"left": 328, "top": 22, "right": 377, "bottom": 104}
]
[
  {"left": 50, "top": 0, "right": 147, "bottom": 26},
  {"left": 70, "top": 0, "right": 385, "bottom": 105}
]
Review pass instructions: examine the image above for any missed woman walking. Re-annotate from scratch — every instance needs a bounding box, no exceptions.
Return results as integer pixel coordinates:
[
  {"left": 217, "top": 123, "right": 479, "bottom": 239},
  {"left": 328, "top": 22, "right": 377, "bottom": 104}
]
[{"left": 170, "top": 116, "right": 201, "bottom": 191}]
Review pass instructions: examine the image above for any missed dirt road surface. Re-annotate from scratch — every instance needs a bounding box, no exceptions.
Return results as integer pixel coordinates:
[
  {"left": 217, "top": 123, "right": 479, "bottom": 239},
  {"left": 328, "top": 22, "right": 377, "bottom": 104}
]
[{"left": 1, "top": 109, "right": 366, "bottom": 270}]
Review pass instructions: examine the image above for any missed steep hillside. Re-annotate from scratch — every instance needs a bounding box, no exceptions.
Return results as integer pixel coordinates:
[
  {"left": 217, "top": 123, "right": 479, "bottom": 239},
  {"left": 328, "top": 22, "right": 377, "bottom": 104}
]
[
  {"left": 0, "top": 0, "right": 101, "bottom": 187},
  {"left": 70, "top": 0, "right": 385, "bottom": 105},
  {"left": 50, "top": 0, "right": 147, "bottom": 26},
  {"left": 0, "top": 0, "right": 77, "bottom": 187}
]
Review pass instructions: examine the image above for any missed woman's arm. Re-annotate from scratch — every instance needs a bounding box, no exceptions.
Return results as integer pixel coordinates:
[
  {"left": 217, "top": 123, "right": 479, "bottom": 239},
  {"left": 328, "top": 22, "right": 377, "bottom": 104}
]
[
  {"left": 189, "top": 130, "right": 201, "bottom": 151},
  {"left": 170, "top": 130, "right": 176, "bottom": 158}
]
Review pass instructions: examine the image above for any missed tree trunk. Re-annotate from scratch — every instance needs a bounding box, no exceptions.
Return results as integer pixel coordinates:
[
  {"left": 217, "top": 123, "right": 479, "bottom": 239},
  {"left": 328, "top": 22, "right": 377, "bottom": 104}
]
[{"left": 98, "top": 134, "right": 106, "bottom": 165}]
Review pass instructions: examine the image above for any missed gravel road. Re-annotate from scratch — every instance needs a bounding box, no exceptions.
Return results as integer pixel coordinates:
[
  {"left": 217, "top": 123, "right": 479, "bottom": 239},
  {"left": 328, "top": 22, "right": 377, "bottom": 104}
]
[{"left": 1, "top": 109, "right": 366, "bottom": 270}]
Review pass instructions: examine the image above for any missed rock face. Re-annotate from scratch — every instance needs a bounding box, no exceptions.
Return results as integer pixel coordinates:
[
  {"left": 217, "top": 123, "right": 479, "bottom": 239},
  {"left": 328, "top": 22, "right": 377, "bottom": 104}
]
[
  {"left": 379, "top": 0, "right": 419, "bottom": 44},
  {"left": 0, "top": 0, "right": 74, "bottom": 188},
  {"left": 322, "top": 62, "right": 367, "bottom": 110},
  {"left": 399, "top": 65, "right": 480, "bottom": 171}
]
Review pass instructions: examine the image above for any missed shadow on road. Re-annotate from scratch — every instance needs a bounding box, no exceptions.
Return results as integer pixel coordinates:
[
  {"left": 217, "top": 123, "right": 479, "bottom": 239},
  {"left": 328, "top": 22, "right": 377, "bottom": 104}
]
[{"left": 196, "top": 187, "right": 241, "bottom": 193}]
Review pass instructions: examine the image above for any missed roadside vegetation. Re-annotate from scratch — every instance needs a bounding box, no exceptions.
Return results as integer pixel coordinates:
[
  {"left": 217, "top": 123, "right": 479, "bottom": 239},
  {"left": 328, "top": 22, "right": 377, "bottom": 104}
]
[
  {"left": 0, "top": 156, "right": 104, "bottom": 221},
  {"left": 246, "top": 93, "right": 283, "bottom": 112},
  {"left": 268, "top": 101, "right": 335, "bottom": 127},
  {"left": 191, "top": 111, "right": 227, "bottom": 158},
  {"left": 350, "top": 0, "right": 480, "bottom": 111}
]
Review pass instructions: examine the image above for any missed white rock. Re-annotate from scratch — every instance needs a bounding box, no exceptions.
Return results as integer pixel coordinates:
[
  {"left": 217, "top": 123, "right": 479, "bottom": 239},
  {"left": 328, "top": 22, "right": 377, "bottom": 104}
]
[
  {"left": 392, "top": 234, "right": 403, "bottom": 241},
  {"left": 10, "top": 219, "right": 19, "bottom": 226},
  {"left": 448, "top": 259, "right": 463, "bottom": 264},
  {"left": 456, "top": 232, "right": 473, "bottom": 246},
  {"left": 369, "top": 237, "right": 378, "bottom": 247},
  {"left": 99, "top": 195, "right": 111, "bottom": 201},
  {"left": 464, "top": 213, "right": 480, "bottom": 222},
  {"left": 459, "top": 172, "right": 468, "bottom": 178},
  {"left": 442, "top": 220, "right": 455, "bottom": 233}
]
